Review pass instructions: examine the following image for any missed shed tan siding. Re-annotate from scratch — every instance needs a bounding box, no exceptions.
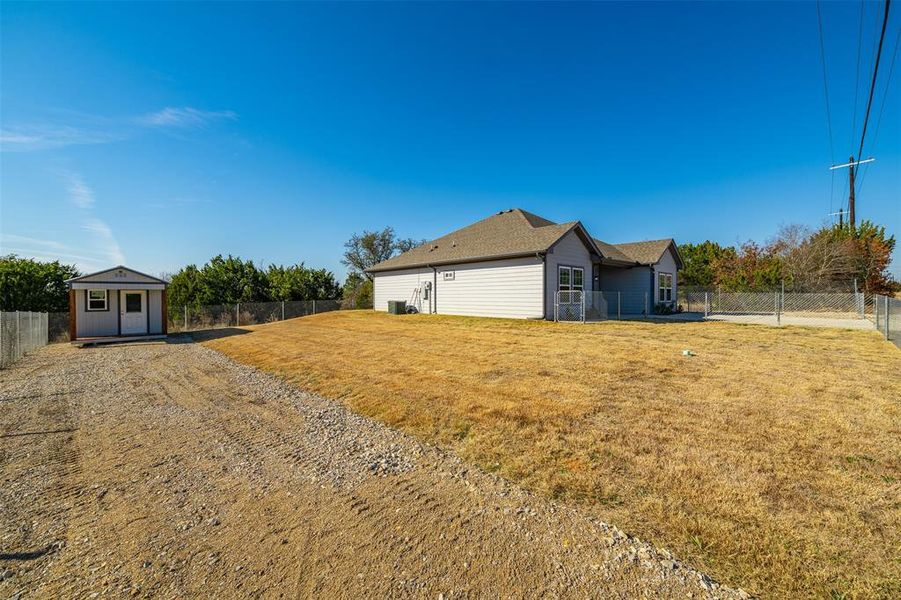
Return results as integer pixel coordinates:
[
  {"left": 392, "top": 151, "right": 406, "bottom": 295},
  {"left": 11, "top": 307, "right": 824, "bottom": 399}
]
[
  {"left": 544, "top": 230, "right": 594, "bottom": 319},
  {"left": 435, "top": 257, "right": 543, "bottom": 319}
]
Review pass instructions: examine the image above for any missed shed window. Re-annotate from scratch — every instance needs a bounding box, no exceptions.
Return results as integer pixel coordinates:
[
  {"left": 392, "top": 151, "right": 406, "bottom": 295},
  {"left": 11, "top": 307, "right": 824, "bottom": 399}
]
[
  {"left": 87, "top": 289, "right": 108, "bottom": 311},
  {"left": 658, "top": 273, "right": 673, "bottom": 302}
]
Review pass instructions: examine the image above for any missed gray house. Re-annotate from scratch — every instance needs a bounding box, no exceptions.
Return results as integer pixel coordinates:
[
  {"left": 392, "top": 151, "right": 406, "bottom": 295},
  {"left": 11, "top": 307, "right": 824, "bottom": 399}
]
[
  {"left": 66, "top": 266, "right": 168, "bottom": 341},
  {"left": 368, "top": 209, "right": 682, "bottom": 320}
]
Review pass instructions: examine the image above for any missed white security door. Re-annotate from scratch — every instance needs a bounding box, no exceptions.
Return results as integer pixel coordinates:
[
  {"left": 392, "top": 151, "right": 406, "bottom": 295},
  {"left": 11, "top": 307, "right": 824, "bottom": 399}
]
[{"left": 120, "top": 290, "right": 147, "bottom": 335}]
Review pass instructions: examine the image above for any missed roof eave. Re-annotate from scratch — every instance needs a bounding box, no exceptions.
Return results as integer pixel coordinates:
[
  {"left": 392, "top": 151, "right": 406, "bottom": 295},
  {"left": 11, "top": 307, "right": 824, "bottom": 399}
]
[{"left": 367, "top": 250, "right": 547, "bottom": 273}]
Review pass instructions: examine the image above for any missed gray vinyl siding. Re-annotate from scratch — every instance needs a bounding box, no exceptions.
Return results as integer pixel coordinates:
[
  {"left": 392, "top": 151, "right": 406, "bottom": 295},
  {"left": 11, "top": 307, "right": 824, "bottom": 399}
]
[
  {"left": 653, "top": 247, "right": 679, "bottom": 305},
  {"left": 148, "top": 290, "right": 163, "bottom": 334},
  {"left": 598, "top": 265, "right": 652, "bottom": 315},
  {"left": 435, "top": 257, "right": 543, "bottom": 319},
  {"left": 544, "top": 230, "right": 594, "bottom": 319},
  {"left": 75, "top": 289, "right": 120, "bottom": 337}
]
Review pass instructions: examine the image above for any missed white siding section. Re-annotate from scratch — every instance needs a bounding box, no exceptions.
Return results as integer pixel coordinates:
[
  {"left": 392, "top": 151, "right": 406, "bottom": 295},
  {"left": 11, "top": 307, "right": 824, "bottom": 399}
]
[
  {"left": 544, "top": 230, "right": 594, "bottom": 319},
  {"left": 74, "top": 289, "right": 120, "bottom": 337},
  {"left": 653, "top": 246, "right": 679, "bottom": 304},
  {"left": 435, "top": 257, "right": 543, "bottom": 319},
  {"left": 373, "top": 268, "right": 433, "bottom": 313}
]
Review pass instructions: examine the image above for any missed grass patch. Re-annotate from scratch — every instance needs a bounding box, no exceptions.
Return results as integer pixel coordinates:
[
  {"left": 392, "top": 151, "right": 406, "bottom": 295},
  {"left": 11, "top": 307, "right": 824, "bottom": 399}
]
[{"left": 205, "top": 310, "right": 901, "bottom": 598}]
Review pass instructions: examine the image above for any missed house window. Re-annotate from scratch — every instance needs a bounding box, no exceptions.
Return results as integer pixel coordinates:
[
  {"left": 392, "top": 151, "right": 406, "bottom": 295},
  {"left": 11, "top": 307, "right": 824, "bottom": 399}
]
[
  {"left": 558, "top": 267, "right": 585, "bottom": 291},
  {"left": 572, "top": 267, "right": 584, "bottom": 291},
  {"left": 87, "top": 289, "right": 108, "bottom": 311},
  {"left": 658, "top": 273, "right": 673, "bottom": 302},
  {"left": 558, "top": 266, "right": 571, "bottom": 291}
]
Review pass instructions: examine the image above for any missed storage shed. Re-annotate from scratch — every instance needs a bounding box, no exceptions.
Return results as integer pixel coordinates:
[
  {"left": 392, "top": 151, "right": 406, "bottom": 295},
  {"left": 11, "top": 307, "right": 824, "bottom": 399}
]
[{"left": 66, "top": 266, "right": 168, "bottom": 342}]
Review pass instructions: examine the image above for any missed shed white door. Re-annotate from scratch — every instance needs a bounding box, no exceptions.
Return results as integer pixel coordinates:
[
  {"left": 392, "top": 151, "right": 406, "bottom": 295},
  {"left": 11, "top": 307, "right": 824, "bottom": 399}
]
[{"left": 120, "top": 290, "right": 147, "bottom": 335}]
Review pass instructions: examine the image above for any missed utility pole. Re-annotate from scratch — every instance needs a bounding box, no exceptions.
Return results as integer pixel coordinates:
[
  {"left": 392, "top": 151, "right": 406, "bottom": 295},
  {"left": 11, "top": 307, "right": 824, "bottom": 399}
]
[
  {"left": 829, "top": 156, "right": 874, "bottom": 228},
  {"left": 848, "top": 156, "right": 856, "bottom": 227}
]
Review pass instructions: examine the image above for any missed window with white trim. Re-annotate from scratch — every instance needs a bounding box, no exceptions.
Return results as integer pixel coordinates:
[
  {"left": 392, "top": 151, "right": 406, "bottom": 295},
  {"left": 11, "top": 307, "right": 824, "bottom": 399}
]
[
  {"left": 87, "top": 289, "right": 108, "bottom": 311},
  {"left": 658, "top": 273, "right": 673, "bottom": 302},
  {"left": 558, "top": 266, "right": 571, "bottom": 291}
]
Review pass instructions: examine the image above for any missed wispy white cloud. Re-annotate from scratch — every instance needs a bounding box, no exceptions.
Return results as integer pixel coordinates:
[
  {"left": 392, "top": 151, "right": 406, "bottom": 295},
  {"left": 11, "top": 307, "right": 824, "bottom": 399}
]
[
  {"left": 137, "top": 107, "right": 237, "bottom": 129},
  {"left": 81, "top": 218, "right": 125, "bottom": 265},
  {"left": 0, "top": 233, "right": 68, "bottom": 251},
  {"left": 0, "top": 233, "right": 117, "bottom": 269},
  {"left": 1, "top": 106, "right": 238, "bottom": 152},
  {"left": 61, "top": 171, "right": 95, "bottom": 209},
  {"left": 0, "top": 124, "right": 124, "bottom": 152}
]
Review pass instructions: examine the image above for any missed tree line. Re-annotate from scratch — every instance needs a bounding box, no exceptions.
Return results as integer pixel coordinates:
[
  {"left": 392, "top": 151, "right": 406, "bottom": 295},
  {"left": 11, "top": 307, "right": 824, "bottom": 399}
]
[{"left": 678, "top": 221, "right": 897, "bottom": 294}]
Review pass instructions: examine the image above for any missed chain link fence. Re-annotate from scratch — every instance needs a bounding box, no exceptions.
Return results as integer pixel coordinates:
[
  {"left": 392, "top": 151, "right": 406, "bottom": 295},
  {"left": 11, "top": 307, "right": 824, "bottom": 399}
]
[
  {"left": 1, "top": 311, "right": 49, "bottom": 368},
  {"left": 873, "top": 295, "right": 900, "bottom": 349},
  {"left": 678, "top": 290, "right": 877, "bottom": 328},
  {"left": 167, "top": 299, "right": 342, "bottom": 333},
  {"left": 556, "top": 291, "right": 657, "bottom": 322}
]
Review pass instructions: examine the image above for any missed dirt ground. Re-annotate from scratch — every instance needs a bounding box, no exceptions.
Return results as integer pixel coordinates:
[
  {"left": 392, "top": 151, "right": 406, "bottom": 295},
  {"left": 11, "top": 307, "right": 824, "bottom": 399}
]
[
  {"left": 205, "top": 311, "right": 901, "bottom": 599},
  {"left": 0, "top": 339, "right": 742, "bottom": 599}
]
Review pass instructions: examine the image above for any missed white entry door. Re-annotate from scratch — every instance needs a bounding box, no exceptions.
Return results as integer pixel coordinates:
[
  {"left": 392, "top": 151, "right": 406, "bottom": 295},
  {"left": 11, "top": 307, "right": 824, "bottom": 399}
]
[{"left": 120, "top": 290, "right": 147, "bottom": 335}]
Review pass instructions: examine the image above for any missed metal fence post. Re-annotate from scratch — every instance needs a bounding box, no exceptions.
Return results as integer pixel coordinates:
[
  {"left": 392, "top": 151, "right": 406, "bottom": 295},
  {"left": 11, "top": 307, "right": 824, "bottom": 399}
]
[
  {"left": 313, "top": 299, "right": 316, "bottom": 315},
  {"left": 644, "top": 292, "right": 648, "bottom": 316},
  {"left": 776, "top": 292, "right": 780, "bottom": 325},
  {"left": 617, "top": 292, "right": 621, "bottom": 320},
  {"left": 281, "top": 301, "right": 285, "bottom": 321},
  {"left": 16, "top": 310, "right": 20, "bottom": 359},
  {"left": 886, "top": 296, "right": 890, "bottom": 340},
  {"left": 236, "top": 303, "right": 240, "bottom": 326},
  {"left": 184, "top": 305, "right": 188, "bottom": 331},
  {"left": 704, "top": 292, "right": 709, "bottom": 318}
]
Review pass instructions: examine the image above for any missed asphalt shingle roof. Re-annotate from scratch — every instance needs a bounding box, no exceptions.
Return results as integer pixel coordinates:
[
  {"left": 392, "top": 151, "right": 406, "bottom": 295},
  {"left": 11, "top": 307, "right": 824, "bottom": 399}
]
[
  {"left": 368, "top": 209, "right": 578, "bottom": 272},
  {"left": 367, "top": 209, "right": 676, "bottom": 272}
]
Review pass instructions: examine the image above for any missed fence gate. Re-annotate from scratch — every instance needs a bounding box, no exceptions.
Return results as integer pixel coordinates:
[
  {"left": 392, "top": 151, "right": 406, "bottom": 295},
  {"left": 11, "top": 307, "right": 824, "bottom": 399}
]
[{"left": 554, "top": 290, "right": 584, "bottom": 322}]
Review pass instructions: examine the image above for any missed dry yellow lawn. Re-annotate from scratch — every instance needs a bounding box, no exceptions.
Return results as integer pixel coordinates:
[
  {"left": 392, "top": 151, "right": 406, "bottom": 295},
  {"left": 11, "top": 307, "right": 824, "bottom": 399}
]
[{"left": 205, "top": 311, "right": 901, "bottom": 599}]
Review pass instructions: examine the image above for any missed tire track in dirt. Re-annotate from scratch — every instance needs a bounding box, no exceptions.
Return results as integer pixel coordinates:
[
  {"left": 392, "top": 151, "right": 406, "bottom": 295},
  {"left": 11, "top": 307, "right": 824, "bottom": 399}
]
[{"left": 1, "top": 340, "right": 749, "bottom": 598}]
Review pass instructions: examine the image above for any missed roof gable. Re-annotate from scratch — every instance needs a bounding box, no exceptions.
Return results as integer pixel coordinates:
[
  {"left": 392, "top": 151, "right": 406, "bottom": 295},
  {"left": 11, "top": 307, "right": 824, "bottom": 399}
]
[
  {"left": 67, "top": 265, "right": 168, "bottom": 285},
  {"left": 610, "top": 238, "right": 682, "bottom": 268},
  {"left": 368, "top": 209, "right": 595, "bottom": 272}
]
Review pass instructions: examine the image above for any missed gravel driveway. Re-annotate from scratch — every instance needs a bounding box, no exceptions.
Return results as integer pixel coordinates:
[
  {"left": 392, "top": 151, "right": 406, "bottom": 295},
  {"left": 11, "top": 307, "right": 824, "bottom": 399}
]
[{"left": 0, "top": 338, "right": 746, "bottom": 598}]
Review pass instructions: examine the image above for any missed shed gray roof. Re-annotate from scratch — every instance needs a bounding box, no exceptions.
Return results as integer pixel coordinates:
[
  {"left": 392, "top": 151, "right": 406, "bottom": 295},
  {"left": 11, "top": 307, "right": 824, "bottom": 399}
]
[{"left": 367, "top": 209, "right": 680, "bottom": 273}]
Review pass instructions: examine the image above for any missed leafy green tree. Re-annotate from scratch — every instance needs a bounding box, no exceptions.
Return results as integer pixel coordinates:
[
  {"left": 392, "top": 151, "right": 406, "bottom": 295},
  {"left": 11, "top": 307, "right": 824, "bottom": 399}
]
[
  {"left": 197, "top": 255, "right": 269, "bottom": 304},
  {"left": 267, "top": 263, "right": 341, "bottom": 301},
  {"left": 167, "top": 264, "right": 205, "bottom": 310},
  {"left": 342, "top": 227, "right": 425, "bottom": 281},
  {"left": 341, "top": 272, "right": 373, "bottom": 309},
  {"left": 0, "top": 255, "right": 80, "bottom": 312},
  {"left": 713, "top": 241, "right": 783, "bottom": 291},
  {"left": 678, "top": 241, "right": 731, "bottom": 287}
]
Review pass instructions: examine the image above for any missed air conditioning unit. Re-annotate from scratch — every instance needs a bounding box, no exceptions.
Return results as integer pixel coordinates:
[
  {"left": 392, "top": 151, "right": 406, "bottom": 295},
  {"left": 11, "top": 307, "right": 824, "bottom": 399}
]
[{"left": 387, "top": 300, "right": 407, "bottom": 315}]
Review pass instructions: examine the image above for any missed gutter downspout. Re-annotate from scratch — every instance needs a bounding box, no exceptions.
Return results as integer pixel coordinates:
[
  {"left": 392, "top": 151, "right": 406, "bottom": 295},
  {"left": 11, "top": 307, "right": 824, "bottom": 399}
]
[
  {"left": 431, "top": 265, "right": 437, "bottom": 314},
  {"left": 538, "top": 252, "right": 547, "bottom": 320}
]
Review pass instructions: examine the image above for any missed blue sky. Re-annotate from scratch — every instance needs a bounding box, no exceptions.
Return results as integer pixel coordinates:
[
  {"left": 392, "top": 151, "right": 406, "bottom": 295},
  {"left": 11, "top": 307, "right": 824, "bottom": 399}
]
[{"left": 1, "top": 1, "right": 899, "bottom": 280}]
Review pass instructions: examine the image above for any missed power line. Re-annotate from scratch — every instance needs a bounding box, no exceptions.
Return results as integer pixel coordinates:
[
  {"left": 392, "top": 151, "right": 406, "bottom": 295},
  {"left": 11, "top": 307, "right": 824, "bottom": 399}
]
[
  {"left": 816, "top": 0, "right": 836, "bottom": 164},
  {"left": 851, "top": 0, "right": 865, "bottom": 149},
  {"left": 856, "top": 0, "right": 892, "bottom": 165},
  {"left": 856, "top": 26, "right": 901, "bottom": 197}
]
